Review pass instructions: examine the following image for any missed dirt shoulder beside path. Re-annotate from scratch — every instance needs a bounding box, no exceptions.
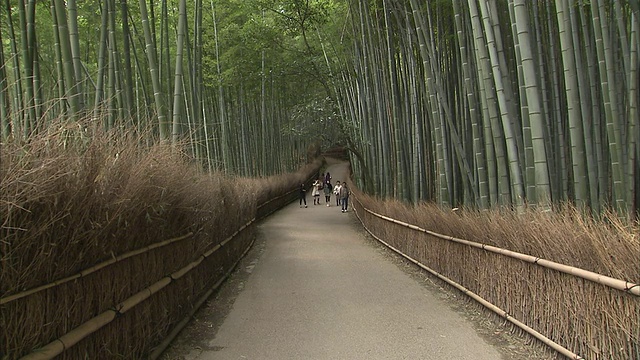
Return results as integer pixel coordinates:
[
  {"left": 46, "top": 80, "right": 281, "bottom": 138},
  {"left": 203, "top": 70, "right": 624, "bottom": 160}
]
[{"left": 161, "top": 159, "right": 553, "bottom": 360}]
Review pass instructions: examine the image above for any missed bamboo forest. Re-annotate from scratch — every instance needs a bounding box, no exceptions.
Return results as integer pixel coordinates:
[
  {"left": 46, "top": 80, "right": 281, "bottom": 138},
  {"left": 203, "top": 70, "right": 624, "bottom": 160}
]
[{"left": 1, "top": 0, "right": 639, "bottom": 216}]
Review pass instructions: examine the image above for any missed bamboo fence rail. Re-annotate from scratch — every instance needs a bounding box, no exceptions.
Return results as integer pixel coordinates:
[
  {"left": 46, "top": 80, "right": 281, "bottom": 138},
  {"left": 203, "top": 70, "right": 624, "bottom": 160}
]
[
  {"left": 351, "top": 194, "right": 639, "bottom": 359},
  {"left": 358, "top": 204, "right": 639, "bottom": 296},
  {"left": 147, "top": 236, "right": 256, "bottom": 359},
  {"left": 146, "top": 176, "right": 315, "bottom": 359},
  {"left": 17, "top": 220, "right": 254, "bottom": 360},
  {"left": 0, "top": 233, "right": 194, "bottom": 305},
  {"left": 11, "top": 176, "right": 316, "bottom": 359},
  {"left": 354, "top": 208, "right": 584, "bottom": 360}
]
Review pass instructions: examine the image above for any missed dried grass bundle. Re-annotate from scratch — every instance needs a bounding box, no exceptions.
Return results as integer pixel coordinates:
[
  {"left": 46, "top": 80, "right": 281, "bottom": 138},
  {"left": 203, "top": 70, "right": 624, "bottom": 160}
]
[{"left": 0, "top": 121, "right": 321, "bottom": 359}]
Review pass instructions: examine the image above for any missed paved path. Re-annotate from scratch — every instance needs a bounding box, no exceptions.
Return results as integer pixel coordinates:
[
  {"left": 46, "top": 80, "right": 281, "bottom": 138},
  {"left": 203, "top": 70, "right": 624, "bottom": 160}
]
[{"left": 165, "top": 160, "right": 510, "bottom": 360}]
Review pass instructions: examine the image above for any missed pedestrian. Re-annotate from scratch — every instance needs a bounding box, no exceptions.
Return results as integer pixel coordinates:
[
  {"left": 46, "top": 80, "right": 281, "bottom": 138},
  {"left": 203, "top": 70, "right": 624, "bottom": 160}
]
[
  {"left": 324, "top": 172, "right": 332, "bottom": 185},
  {"left": 324, "top": 181, "right": 332, "bottom": 206},
  {"left": 312, "top": 178, "right": 321, "bottom": 205},
  {"left": 333, "top": 181, "right": 342, "bottom": 206},
  {"left": 299, "top": 183, "right": 307, "bottom": 208},
  {"left": 339, "top": 182, "right": 350, "bottom": 212}
]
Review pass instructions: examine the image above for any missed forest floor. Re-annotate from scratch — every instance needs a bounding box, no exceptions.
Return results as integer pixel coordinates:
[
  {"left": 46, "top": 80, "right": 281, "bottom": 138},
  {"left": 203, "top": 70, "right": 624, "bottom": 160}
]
[{"left": 161, "top": 159, "right": 555, "bottom": 360}]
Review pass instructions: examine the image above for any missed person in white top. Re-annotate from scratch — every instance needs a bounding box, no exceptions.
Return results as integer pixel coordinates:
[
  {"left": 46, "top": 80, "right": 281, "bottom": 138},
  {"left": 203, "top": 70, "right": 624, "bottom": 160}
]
[
  {"left": 312, "top": 179, "right": 322, "bottom": 205},
  {"left": 333, "top": 181, "right": 342, "bottom": 207}
]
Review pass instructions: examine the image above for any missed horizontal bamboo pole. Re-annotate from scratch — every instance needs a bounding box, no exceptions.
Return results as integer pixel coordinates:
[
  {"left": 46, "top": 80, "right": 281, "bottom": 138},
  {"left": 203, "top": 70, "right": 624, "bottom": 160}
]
[
  {"left": 20, "top": 311, "right": 117, "bottom": 360},
  {"left": 360, "top": 203, "right": 639, "bottom": 297},
  {"left": 148, "top": 236, "right": 257, "bottom": 360},
  {"left": 1, "top": 232, "right": 194, "bottom": 305},
  {"left": 353, "top": 205, "right": 584, "bottom": 360},
  {"left": 17, "top": 221, "right": 255, "bottom": 360},
  {"left": 150, "top": 180, "right": 312, "bottom": 359}
]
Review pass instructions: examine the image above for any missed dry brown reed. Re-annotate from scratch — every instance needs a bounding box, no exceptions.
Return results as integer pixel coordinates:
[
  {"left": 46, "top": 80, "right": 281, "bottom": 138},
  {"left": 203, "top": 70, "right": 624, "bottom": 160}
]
[
  {"left": 352, "top": 189, "right": 639, "bottom": 360},
  {"left": 0, "top": 120, "right": 321, "bottom": 359}
]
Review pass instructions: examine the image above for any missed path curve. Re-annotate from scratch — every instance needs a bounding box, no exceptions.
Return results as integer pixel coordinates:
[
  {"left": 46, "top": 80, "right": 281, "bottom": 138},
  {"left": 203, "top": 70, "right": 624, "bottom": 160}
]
[{"left": 162, "top": 159, "right": 545, "bottom": 360}]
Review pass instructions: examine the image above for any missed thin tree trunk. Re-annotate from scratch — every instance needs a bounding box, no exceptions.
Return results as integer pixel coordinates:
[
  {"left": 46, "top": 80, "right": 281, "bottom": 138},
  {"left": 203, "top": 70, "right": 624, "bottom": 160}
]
[
  {"left": 557, "top": 0, "right": 588, "bottom": 208},
  {"left": 93, "top": 0, "right": 109, "bottom": 124},
  {"left": 479, "top": 0, "right": 524, "bottom": 210},
  {"left": 172, "top": 0, "right": 187, "bottom": 145},
  {"left": 67, "top": 0, "right": 84, "bottom": 112},
  {"left": 453, "top": 0, "right": 487, "bottom": 209},
  {"left": 139, "top": 0, "right": 168, "bottom": 140},
  {"left": 18, "top": 0, "right": 36, "bottom": 134},
  {"left": 120, "top": 0, "right": 135, "bottom": 121},
  {"left": 592, "top": 0, "right": 626, "bottom": 212},
  {"left": 0, "top": 26, "right": 10, "bottom": 139}
]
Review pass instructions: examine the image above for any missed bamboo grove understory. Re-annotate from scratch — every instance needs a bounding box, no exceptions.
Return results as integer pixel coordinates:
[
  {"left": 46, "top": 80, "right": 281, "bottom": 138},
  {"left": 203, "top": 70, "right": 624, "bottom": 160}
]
[{"left": 1, "top": 0, "right": 639, "bottom": 215}]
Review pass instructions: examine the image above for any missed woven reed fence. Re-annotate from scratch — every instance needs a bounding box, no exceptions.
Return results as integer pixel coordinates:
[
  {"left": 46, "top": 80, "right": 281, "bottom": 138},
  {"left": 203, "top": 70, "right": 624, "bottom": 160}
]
[
  {"left": 351, "top": 195, "right": 639, "bottom": 360},
  {"left": 1, "top": 174, "right": 318, "bottom": 360}
]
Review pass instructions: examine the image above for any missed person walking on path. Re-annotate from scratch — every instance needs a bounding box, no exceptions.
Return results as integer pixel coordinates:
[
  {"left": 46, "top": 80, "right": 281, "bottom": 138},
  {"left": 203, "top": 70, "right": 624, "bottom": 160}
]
[
  {"left": 312, "top": 179, "right": 321, "bottom": 205},
  {"left": 339, "top": 182, "right": 350, "bottom": 212},
  {"left": 323, "top": 181, "right": 332, "bottom": 206},
  {"left": 299, "top": 183, "right": 307, "bottom": 208},
  {"left": 324, "top": 172, "right": 332, "bottom": 186},
  {"left": 333, "top": 181, "right": 342, "bottom": 206}
]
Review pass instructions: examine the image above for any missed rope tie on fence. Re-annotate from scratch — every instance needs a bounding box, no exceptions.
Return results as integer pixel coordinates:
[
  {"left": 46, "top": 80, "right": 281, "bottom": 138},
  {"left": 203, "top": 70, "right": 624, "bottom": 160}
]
[{"left": 533, "top": 257, "right": 540, "bottom": 264}]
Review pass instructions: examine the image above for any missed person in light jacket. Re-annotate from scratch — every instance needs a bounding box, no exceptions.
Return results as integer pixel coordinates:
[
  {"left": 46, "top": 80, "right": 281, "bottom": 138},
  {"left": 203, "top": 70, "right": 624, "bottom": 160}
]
[
  {"left": 333, "top": 181, "right": 342, "bottom": 206},
  {"left": 312, "top": 179, "right": 321, "bottom": 205}
]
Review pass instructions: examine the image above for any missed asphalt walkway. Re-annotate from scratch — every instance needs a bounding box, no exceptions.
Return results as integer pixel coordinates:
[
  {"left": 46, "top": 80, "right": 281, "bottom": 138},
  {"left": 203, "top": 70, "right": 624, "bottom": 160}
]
[{"left": 164, "top": 160, "right": 510, "bottom": 360}]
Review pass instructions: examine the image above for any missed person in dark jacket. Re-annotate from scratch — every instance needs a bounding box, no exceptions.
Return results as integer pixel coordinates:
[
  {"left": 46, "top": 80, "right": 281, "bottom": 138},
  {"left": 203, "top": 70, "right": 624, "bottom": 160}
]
[
  {"left": 323, "top": 182, "right": 332, "bottom": 206},
  {"left": 299, "top": 183, "right": 307, "bottom": 208},
  {"left": 324, "top": 172, "right": 332, "bottom": 185},
  {"left": 339, "top": 182, "right": 350, "bottom": 212}
]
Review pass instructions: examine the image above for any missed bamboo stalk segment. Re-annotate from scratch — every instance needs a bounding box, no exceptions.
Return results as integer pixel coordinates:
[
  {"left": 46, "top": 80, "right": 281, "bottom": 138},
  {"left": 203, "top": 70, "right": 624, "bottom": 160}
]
[
  {"left": 362, "top": 205, "right": 639, "bottom": 296},
  {"left": 17, "top": 340, "right": 64, "bottom": 360},
  {"left": 118, "top": 277, "right": 172, "bottom": 315},
  {"left": 58, "top": 311, "right": 117, "bottom": 352},
  {"left": 204, "top": 244, "right": 222, "bottom": 257},
  {"left": 20, "top": 311, "right": 117, "bottom": 360},
  {"left": 170, "top": 257, "right": 205, "bottom": 280}
]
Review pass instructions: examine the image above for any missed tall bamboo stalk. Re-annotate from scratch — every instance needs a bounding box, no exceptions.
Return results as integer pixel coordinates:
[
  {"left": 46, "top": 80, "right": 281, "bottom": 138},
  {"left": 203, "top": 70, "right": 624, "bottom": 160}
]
[{"left": 138, "top": 0, "right": 168, "bottom": 140}]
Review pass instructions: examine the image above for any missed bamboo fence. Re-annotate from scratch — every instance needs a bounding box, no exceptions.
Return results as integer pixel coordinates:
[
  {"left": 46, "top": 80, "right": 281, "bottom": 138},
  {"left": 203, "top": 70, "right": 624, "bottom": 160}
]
[
  {"left": 2, "top": 173, "right": 317, "bottom": 359},
  {"left": 351, "top": 195, "right": 639, "bottom": 360}
]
